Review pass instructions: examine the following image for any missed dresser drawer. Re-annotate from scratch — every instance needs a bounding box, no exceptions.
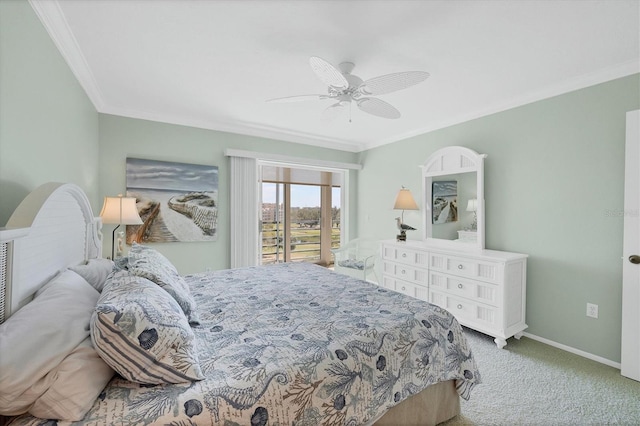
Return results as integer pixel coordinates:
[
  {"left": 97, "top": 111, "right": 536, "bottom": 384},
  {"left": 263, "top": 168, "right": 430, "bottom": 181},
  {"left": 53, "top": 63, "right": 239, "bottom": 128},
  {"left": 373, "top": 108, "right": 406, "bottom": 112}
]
[
  {"left": 429, "top": 289, "right": 501, "bottom": 329},
  {"left": 429, "top": 252, "right": 501, "bottom": 284},
  {"left": 383, "top": 276, "right": 429, "bottom": 302},
  {"left": 379, "top": 240, "right": 528, "bottom": 348},
  {"left": 429, "top": 271, "right": 501, "bottom": 307},
  {"left": 383, "top": 261, "right": 428, "bottom": 286},
  {"left": 381, "top": 244, "right": 429, "bottom": 268}
]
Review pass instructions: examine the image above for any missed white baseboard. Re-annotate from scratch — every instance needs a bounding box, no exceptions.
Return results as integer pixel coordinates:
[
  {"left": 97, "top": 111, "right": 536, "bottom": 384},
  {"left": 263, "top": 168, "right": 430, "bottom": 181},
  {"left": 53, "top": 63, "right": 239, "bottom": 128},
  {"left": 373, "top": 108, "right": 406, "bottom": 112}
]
[{"left": 523, "top": 332, "right": 621, "bottom": 369}]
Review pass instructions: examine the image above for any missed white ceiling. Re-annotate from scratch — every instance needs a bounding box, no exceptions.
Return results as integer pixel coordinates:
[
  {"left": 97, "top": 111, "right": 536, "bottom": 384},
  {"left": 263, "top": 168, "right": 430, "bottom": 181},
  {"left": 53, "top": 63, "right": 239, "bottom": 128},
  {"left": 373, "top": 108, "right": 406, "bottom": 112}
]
[{"left": 32, "top": 0, "right": 639, "bottom": 153}]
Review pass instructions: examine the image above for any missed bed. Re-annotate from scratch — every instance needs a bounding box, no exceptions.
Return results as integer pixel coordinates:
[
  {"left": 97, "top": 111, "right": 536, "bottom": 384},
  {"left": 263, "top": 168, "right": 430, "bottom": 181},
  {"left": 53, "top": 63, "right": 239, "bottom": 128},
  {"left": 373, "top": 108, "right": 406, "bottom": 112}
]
[{"left": 0, "top": 183, "right": 480, "bottom": 425}]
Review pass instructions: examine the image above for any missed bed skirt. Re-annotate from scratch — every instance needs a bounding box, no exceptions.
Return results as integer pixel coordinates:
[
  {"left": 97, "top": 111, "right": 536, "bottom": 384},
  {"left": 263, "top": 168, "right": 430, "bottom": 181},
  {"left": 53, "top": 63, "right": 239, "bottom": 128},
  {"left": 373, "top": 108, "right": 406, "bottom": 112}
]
[{"left": 374, "top": 380, "right": 460, "bottom": 426}]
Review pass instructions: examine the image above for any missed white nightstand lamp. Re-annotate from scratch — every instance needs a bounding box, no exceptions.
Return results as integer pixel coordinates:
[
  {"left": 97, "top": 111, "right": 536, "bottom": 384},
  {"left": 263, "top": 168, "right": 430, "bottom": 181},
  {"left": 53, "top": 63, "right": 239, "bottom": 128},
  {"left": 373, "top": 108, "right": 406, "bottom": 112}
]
[{"left": 100, "top": 195, "right": 143, "bottom": 259}]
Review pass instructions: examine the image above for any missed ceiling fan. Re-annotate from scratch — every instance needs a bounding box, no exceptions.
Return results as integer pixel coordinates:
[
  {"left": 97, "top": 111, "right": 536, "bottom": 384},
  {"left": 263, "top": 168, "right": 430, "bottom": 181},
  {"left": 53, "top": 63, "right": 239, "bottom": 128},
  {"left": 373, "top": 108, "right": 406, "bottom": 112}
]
[{"left": 267, "top": 56, "right": 429, "bottom": 121}]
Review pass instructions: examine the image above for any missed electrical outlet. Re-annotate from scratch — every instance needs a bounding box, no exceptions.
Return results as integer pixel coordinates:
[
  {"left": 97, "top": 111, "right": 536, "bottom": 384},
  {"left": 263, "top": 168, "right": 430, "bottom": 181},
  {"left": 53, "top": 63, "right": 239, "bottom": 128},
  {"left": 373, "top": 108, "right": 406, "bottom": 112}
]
[{"left": 586, "top": 303, "right": 598, "bottom": 319}]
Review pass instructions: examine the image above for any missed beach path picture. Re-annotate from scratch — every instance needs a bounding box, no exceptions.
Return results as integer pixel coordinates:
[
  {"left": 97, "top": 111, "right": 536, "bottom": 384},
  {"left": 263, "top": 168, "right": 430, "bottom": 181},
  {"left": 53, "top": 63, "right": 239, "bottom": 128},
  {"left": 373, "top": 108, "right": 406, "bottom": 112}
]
[
  {"left": 432, "top": 180, "right": 458, "bottom": 224},
  {"left": 126, "top": 158, "right": 218, "bottom": 243}
]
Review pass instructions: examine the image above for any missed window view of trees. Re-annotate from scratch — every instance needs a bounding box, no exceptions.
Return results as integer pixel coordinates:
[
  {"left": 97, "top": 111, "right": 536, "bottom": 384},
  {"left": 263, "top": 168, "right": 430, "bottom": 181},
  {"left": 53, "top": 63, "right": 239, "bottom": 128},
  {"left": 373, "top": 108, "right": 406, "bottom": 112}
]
[{"left": 261, "top": 184, "right": 340, "bottom": 265}]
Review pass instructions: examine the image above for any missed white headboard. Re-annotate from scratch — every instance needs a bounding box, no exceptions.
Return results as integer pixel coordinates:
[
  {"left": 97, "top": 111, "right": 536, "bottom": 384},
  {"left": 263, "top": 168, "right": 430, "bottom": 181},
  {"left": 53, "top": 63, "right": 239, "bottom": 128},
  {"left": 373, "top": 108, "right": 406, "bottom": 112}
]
[{"left": 0, "top": 182, "right": 102, "bottom": 322}]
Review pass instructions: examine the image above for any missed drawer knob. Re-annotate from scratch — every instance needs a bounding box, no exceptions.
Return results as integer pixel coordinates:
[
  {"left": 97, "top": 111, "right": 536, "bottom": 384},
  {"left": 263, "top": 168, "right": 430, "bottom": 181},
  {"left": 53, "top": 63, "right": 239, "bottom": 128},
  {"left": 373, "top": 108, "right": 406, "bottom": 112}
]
[
  {"left": 457, "top": 264, "right": 464, "bottom": 270},
  {"left": 458, "top": 283, "right": 463, "bottom": 289},
  {"left": 402, "top": 286, "right": 406, "bottom": 291},
  {"left": 457, "top": 304, "right": 463, "bottom": 309},
  {"left": 401, "top": 269, "right": 406, "bottom": 274},
  {"left": 402, "top": 253, "right": 407, "bottom": 258}
]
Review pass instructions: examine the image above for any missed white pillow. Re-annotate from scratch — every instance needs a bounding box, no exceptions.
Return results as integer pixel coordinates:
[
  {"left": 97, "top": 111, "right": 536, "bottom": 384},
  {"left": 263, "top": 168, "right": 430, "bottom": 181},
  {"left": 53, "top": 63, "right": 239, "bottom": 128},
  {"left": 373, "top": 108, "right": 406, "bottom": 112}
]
[
  {"left": 0, "top": 270, "right": 99, "bottom": 415},
  {"left": 69, "top": 258, "right": 115, "bottom": 292},
  {"left": 30, "top": 337, "right": 114, "bottom": 421}
]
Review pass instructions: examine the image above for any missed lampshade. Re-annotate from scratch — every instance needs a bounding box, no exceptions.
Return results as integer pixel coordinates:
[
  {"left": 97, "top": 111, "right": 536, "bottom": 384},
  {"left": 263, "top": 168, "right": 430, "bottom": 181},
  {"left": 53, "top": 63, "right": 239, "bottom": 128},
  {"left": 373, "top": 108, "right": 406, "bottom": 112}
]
[
  {"left": 100, "top": 195, "right": 143, "bottom": 225},
  {"left": 393, "top": 188, "right": 419, "bottom": 210},
  {"left": 466, "top": 199, "right": 478, "bottom": 212}
]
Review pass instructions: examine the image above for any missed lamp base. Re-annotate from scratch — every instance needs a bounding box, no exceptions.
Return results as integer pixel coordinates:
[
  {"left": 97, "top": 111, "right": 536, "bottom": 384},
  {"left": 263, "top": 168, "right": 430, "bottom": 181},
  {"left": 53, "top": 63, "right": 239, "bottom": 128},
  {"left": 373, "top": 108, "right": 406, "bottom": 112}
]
[
  {"left": 110, "top": 224, "right": 120, "bottom": 260},
  {"left": 116, "top": 230, "right": 125, "bottom": 258},
  {"left": 396, "top": 230, "right": 407, "bottom": 242}
]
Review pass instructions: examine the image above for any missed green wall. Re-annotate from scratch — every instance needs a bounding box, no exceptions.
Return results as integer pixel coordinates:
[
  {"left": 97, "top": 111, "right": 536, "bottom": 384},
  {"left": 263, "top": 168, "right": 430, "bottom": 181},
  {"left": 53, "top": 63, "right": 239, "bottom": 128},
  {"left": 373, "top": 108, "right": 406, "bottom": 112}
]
[
  {"left": 99, "top": 114, "right": 359, "bottom": 274},
  {"left": 357, "top": 74, "right": 640, "bottom": 363},
  {"left": 0, "top": 0, "right": 99, "bottom": 224}
]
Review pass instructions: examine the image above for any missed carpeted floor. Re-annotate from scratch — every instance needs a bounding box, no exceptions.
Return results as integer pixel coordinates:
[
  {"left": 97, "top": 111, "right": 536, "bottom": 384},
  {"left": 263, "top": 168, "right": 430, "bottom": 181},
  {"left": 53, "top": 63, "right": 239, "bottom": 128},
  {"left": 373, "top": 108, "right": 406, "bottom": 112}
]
[{"left": 442, "top": 328, "right": 640, "bottom": 425}]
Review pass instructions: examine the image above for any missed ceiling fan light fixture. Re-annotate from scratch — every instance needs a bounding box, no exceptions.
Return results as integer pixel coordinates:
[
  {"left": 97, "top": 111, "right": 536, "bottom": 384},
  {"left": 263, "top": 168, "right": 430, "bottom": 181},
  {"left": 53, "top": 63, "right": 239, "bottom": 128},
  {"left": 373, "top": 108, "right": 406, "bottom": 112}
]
[{"left": 271, "top": 56, "right": 428, "bottom": 121}]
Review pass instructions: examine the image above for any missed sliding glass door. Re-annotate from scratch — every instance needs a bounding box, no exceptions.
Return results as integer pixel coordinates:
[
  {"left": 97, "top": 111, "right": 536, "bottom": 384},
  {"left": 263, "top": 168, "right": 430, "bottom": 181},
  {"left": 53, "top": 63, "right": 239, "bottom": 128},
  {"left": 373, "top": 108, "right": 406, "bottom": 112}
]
[{"left": 260, "top": 164, "right": 341, "bottom": 266}]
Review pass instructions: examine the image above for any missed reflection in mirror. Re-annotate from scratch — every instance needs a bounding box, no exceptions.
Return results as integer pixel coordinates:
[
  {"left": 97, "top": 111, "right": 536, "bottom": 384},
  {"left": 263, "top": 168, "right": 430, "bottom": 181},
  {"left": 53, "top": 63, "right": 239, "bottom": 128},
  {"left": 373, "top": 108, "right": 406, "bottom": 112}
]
[{"left": 430, "top": 172, "right": 477, "bottom": 241}]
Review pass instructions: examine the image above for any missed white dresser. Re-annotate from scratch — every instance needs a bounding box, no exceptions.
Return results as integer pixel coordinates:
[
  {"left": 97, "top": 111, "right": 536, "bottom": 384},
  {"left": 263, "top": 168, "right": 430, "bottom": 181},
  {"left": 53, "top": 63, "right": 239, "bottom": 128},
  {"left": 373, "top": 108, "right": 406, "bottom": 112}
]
[{"left": 381, "top": 240, "right": 528, "bottom": 348}]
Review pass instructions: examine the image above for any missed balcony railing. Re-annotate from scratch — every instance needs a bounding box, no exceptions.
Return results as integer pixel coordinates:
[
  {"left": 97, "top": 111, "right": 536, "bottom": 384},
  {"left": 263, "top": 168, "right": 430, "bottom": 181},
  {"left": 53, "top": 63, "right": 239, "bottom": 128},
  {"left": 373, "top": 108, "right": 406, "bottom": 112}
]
[{"left": 261, "top": 222, "right": 340, "bottom": 265}]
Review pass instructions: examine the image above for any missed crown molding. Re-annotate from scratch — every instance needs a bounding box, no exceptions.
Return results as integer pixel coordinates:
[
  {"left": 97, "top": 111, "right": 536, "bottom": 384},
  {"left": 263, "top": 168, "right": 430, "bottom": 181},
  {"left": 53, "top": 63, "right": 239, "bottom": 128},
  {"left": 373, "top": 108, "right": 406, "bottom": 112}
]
[
  {"left": 29, "top": 0, "right": 106, "bottom": 110},
  {"left": 224, "top": 149, "right": 362, "bottom": 170},
  {"left": 99, "top": 104, "right": 365, "bottom": 153},
  {"left": 100, "top": 59, "right": 640, "bottom": 154},
  {"left": 362, "top": 59, "right": 640, "bottom": 151}
]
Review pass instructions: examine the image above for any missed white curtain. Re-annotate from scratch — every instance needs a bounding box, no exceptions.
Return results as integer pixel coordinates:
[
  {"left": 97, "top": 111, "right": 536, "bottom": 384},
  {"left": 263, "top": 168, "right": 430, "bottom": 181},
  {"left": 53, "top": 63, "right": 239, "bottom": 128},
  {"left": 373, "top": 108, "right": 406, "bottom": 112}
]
[{"left": 229, "top": 156, "right": 259, "bottom": 268}]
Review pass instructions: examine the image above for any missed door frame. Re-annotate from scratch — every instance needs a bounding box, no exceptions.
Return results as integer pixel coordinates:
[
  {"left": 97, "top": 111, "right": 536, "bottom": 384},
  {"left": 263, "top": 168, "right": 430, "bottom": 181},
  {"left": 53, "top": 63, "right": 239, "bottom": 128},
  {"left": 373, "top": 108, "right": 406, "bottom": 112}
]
[{"left": 622, "top": 109, "right": 640, "bottom": 381}]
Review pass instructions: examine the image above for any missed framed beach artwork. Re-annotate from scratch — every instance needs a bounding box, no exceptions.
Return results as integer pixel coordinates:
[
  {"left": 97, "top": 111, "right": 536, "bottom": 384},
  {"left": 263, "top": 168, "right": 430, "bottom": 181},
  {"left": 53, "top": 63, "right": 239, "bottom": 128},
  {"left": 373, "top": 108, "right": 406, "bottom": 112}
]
[
  {"left": 125, "top": 158, "right": 219, "bottom": 243},
  {"left": 432, "top": 180, "right": 458, "bottom": 224}
]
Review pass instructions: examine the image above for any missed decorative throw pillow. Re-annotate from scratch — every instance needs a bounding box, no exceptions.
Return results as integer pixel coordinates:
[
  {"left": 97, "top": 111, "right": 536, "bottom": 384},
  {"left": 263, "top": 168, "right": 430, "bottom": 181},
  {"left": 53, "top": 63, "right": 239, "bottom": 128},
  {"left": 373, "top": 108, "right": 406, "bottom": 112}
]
[
  {"left": 113, "top": 256, "right": 129, "bottom": 271},
  {"left": 69, "top": 258, "right": 115, "bottom": 292},
  {"left": 127, "top": 243, "right": 200, "bottom": 325},
  {"left": 91, "top": 270, "right": 204, "bottom": 385},
  {"left": 0, "top": 270, "right": 99, "bottom": 415}
]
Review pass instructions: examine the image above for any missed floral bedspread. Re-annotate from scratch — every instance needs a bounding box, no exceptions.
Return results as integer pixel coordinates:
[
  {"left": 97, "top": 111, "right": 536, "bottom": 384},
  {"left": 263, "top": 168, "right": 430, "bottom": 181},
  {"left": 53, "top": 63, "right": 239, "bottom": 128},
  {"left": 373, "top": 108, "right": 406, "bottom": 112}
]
[{"left": 11, "top": 263, "right": 480, "bottom": 425}]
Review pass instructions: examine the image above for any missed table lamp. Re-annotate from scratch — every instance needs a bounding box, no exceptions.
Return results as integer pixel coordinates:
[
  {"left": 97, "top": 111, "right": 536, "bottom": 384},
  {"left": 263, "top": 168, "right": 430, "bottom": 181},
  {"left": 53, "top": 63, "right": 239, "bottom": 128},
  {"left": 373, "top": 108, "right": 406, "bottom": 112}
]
[
  {"left": 393, "top": 187, "right": 419, "bottom": 241},
  {"left": 100, "top": 194, "right": 143, "bottom": 259}
]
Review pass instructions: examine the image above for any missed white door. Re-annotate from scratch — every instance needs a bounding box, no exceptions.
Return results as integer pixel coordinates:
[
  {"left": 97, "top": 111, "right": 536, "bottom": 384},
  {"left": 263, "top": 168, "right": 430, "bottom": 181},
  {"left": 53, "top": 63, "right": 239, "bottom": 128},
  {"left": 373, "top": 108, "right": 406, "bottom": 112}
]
[{"left": 622, "top": 109, "right": 640, "bottom": 381}]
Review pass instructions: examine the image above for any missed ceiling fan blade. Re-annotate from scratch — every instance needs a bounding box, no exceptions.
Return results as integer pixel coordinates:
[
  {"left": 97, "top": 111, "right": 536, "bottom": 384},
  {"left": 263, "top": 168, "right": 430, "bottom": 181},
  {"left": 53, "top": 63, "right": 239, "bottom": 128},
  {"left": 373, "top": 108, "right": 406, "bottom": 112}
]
[
  {"left": 309, "top": 56, "right": 348, "bottom": 90},
  {"left": 321, "top": 102, "right": 348, "bottom": 122},
  {"left": 359, "top": 71, "right": 430, "bottom": 96},
  {"left": 266, "top": 94, "right": 331, "bottom": 103},
  {"left": 357, "top": 97, "right": 401, "bottom": 119}
]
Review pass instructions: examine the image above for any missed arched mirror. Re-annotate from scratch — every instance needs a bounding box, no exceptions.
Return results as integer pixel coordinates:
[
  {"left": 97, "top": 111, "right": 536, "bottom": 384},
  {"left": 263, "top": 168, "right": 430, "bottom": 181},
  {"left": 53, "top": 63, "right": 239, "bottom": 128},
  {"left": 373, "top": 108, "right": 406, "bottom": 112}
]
[{"left": 421, "top": 146, "right": 486, "bottom": 250}]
